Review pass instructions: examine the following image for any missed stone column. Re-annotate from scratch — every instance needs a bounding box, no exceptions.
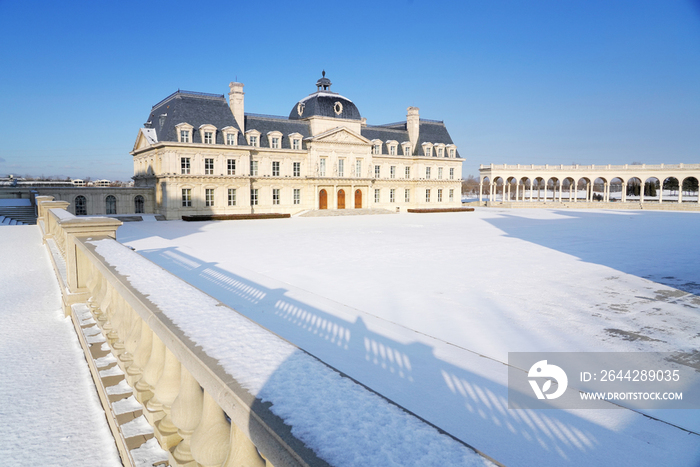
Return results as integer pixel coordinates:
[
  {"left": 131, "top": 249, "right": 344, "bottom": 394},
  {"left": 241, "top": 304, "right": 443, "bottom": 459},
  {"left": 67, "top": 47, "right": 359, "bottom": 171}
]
[
  {"left": 135, "top": 334, "right": 165, "bottom": 405},
  {"left": 515, "top": 182, "right": 520, "bottom": 202},
  {"left": 621, "top": 182, "right": 627, "bottom": 202},
  {"left": 478, "top": 179, "right": 483, "bottom": 203},
  {"left": 152, "top": 348, "right": 182, "bottom": 448}
]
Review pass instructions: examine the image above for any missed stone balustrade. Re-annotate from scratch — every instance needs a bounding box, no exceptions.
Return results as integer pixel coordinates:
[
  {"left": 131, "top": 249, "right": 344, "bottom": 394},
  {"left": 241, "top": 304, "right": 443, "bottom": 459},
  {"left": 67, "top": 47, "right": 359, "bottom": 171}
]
[{"left": 36, "top": 199, "right": 494, "bottom": 467}]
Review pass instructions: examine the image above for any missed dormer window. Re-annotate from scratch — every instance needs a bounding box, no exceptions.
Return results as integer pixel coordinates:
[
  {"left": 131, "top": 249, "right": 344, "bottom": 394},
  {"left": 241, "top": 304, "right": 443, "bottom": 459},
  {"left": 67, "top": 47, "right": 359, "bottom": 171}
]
[
  {"left": 435, "top": 143, "right": 445, "bottom": 158},
  {"left": 246, "top": 129, "right": 261, "bottom": 147},
  {"left": 175, "top": 123, "right": 194, "bottom": 143},
  {"left": 199, "top": 124, "right": 217, "bottom": 144},
  {"left": 446, "top": 144, "right": 457, "bottom": 158},
  {"left": 289, "top": 132, "right": 303, "bottom": 150},
  {"left": 402, "top": 143, "right": 411, "bottom": 156},
  {"left": 267, "top": 131, "right": 283, "bottom": 149},
  {"left": 222, "top": 126, "right": 239, "bottom": 146},
  {"left": 371, "top": 140, "right": 382, "bottom": 155},
  {"left": 422, "top": 143, "right": 433, "bottom": 157},
  {"left": 386, "top": 140, "right": 398, "bottom": 156}
]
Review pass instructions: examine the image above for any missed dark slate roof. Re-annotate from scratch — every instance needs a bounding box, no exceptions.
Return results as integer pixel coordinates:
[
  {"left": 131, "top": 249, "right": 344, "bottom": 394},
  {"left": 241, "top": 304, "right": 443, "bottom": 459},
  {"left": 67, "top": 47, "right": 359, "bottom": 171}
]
[
  {"left": 244, "top": 114, "right": 311, "bottom": 150},
  {"left": 289, "top": 92, "right": 361, "bottom": 121},
  {"left": 147, "top": 91, "right": 243, "bottom": 144},
  {"left": 361, "top": 120, "right": 461, "bottom": 157}
]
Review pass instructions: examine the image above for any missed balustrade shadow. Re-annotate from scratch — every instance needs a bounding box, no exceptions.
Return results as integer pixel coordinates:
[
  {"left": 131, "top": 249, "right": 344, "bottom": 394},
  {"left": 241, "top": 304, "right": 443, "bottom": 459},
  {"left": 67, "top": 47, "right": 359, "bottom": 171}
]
[
  {"left": 482, "top": 210, "right": 700, "bottom": 297},
  {"left": 126, "top": 245, "right": 693, "bottom": 466}
]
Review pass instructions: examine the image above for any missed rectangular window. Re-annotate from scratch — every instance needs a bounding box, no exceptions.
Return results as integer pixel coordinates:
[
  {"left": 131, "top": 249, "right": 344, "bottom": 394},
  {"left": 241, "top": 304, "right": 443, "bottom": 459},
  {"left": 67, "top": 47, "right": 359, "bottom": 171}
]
[
  {"left": 320, "top": 159, "right": 326, "bottom": 177},
  {"left": 405, "top": 188, "right": 410, "bottom": 202},
  {"left": 426, "top": 167, "right": 431, "bottom": 179},
  {"left": 404, "top": 145, "right": 411, "bottom": 156},
  {"left": 272, "top": 161, "right": 280, "bottom": 177},
  {"left": 373, "top": 144, "right": 381, "bottom": 155},
  {"left": 293, "top": 139, "right": 300, "bottom": 150},
  {"left": 205, "top": 188, "right": 214, "bottom": 206},
  {"left": 405, "top": 167, "right": 410, "bottom": 179},
  {"left": 205, "top": 158, "right": 214, "bottom": 175},
  {"left": 390, "top": 189, "right": 395, "bottom": 203},
  {"left": 182, "top": 188, "right": 191, "bottom": 207},
  {"left": 294, "top": 188, "right": 300, "bottom": 204},
  {"left": 271, "top": 137, "right": 280, "bottom": 149},
  {"left": 449, "top": 167, "right": 454, "bottom": 180},
  {"left": 226, "top": 133, "right": 236, "bottom": 145},
  {"left": 204, "top": 131, "right": 213, "bottom": 144},
  {"left": 426, "top": 189, "right": 431, "bottom": 202},
  {"left": 355, "top": 160, "right": 362, "bottom": 177},
  {"left": 390, "top": 145, "right": 396, "bottom": 156},
  {"left": 450, "top": 149, "right": 455, "bottom": 158},
  {"left": 180, "top": 130, "right": 190, "bottom": 143},
  {"left": 449, "top": 189, "right": 454, "bottom": 202},
  {"left": 390, "top": 166, "right": 396, "bottom": 179},
  {"left": 338, "top": 159, "right": 344, "bottom": 177},
  {"left": 374, "top": 188, "right": 380, "bottom": 203},
  {"left": 251, "top": 188, "right": 258, "bottom": 205},
  {"left": 425, "top": 147, "right": 431, "bottom": 157},
  {"left": 181, "top": 157, "right": 190, "bottom": 175},
  {"left": 293, "top": 162, "right": 300, "bottom": 177},
  {"left": 374, "top": 165, "right": 380, "bottom": 178},
  {"left": 437, "top": 148, "right": 443, "bottom": 158},
  {"left": 227, "top": 159, "right": 236, "bottom": 175},
  {"left": 438, "top": 167, "right": 443, "bottom": 180},
  {"left": 437, "top": 189, "right": 443, "bottom": 202},
  {"left": 251, "top": 160, "right": 258, "bottom": 176},
  {"left": 273, "top": 188, "right": 280, "bottom": 205},
  {"left": 249, "top": 135, "right": 258, "bottom": 147},
  {"left": 228, "top": 188, "right": 236, "bottom": 206}
]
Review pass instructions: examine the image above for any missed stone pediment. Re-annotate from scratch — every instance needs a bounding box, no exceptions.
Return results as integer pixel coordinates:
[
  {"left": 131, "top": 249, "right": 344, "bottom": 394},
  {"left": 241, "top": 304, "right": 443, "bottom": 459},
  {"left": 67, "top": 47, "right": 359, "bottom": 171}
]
[
  {"left": 133, "top": 128, "right": 158, "bottom": 152},
  {"left": 306, "top": 127, "right": 370, "bottom": 145}
]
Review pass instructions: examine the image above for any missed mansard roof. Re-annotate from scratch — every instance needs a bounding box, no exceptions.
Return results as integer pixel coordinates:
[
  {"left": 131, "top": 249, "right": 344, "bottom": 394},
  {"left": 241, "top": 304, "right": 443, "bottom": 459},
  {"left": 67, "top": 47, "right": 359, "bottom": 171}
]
[
  {"left": 244, "top": 114, "right": 311, "bottom": 149},
  {"left": 361, "top": 120, "right": 460, "bottom": 157},
  {"left": 146, "top": 91, "right": 242, "bottom": 144}
]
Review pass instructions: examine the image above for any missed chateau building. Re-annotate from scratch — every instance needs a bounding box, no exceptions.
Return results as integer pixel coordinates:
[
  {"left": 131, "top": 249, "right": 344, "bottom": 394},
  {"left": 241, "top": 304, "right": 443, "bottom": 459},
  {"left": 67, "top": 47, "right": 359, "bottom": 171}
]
[{"left": 131, "top": 73, "right": 462, "bottom": 219}]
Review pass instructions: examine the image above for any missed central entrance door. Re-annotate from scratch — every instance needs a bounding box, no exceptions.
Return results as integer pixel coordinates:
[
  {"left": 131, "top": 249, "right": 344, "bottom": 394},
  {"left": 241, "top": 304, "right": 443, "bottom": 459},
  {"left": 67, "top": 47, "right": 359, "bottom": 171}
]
[
  {"left": 319, "top": 189, "right": 327, "bottom": 209},
  {"left": 355, "top": 189, "right": 362, "bottom": 208},
  {"left": 337, "top": 189, "right": 345, "bottom": 209}
]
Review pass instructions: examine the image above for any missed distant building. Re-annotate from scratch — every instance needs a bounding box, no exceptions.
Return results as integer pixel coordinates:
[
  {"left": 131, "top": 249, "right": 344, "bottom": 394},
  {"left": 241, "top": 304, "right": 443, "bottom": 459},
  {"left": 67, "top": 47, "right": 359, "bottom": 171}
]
[{"left": 131, "top": 73, "right": 463, "bottom": 219}]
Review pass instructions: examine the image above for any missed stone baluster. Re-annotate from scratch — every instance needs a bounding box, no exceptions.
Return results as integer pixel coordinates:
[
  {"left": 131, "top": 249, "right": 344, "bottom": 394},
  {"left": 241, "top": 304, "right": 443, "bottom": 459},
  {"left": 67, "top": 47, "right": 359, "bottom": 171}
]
[
  {"left": 190, "top": 392, "right": 231, "bottom": 467},
  {"left": 100, "top": 281, "right": 115, "bottom": 331},
  {"left": 121, "top": 313, "right": 143, "bottom": 371},
  {"left": 135, "top": 334, "right": 165, "bottom": 405},
  {"left": 115, "top": 298, "right": 136, "bottom": 366},
  {"left": 92, "top": 276, "right": 108, "bottom": 324},
  {"left": 109, "top": 295, "right": 127, "bottom": 355},
  {"left": 148, "top": 348, "right": 182, "bottom": 444},
  {"left": 126, "top": 321, "right": 153, "bottom": 386},
  {"left": 170, "top": 367, "right": 203, "bottom": 467},
  {"left": 222, "top": 423, "right": 266, "bottom": 467}
]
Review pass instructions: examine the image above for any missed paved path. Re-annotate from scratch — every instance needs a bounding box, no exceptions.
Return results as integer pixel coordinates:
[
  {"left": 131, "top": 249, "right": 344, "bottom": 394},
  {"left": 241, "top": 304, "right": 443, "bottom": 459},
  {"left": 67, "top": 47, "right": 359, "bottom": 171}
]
[
  {"left": 0, "top": 226, "right": 121, "bottom": 467},
  {"left": 298, "top": 208, "right": 397, "bottom": 217}
]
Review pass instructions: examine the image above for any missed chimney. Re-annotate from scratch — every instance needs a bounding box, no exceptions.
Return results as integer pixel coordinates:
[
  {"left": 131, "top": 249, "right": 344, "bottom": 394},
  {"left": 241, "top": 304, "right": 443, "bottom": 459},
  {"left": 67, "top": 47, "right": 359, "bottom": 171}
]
[
  {"left": 228, "top": 82, "right": 245, "bottom": 134},
  {"left": 407, "top": 107, "right": 419, "bottom": 151}
]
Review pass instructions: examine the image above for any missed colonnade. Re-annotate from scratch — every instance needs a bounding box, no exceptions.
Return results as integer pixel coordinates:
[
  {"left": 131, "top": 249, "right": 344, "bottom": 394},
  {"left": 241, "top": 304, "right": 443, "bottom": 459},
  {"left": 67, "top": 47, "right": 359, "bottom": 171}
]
[{"left": 478, "top": 163, "right": 700, "bottom": 205}]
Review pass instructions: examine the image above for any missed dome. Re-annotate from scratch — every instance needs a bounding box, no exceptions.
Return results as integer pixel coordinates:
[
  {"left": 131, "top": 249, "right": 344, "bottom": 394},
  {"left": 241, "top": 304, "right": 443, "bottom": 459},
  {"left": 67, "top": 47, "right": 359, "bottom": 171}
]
[{"left": 289, "top": 72, "right": 361, "bottom": 121}]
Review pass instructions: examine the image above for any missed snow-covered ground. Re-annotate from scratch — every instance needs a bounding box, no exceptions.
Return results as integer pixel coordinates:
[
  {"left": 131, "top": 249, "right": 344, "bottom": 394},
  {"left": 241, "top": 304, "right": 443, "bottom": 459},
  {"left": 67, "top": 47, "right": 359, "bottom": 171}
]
[
  {"left": 117, "top": 209, "right": 700, "bottom": 466},
  {"left": 0, "top": 226, "right": 121, "bottom": 467}
]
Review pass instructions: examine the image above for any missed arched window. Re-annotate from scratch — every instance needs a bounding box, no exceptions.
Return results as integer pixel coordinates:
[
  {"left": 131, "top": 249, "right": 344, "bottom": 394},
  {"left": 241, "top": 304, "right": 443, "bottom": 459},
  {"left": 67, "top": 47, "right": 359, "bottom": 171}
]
[
  {"left": 106, "top": 195, "right": 117, "bottom": 215},
  {"left": 75, "top": 195, "right": 87, "bottom": 216},
  {"left": 134, "top": 195, "right": 144, "bottom": 213}
]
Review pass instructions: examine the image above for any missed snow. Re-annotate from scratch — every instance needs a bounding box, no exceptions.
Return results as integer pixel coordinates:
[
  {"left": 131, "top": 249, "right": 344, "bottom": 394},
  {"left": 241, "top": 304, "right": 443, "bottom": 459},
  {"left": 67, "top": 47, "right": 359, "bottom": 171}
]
[
  {"left": 0, "top": 226, "right": 121, "bottom": 467},
  {"left": 91, "top": 237, "right": 492, "bottom": 466},
  {"left": 114, "top": 208, "right": 700, "bottom": 467},
  {"left": 120, "top": 415, "right": 154, "bottom": 439}
]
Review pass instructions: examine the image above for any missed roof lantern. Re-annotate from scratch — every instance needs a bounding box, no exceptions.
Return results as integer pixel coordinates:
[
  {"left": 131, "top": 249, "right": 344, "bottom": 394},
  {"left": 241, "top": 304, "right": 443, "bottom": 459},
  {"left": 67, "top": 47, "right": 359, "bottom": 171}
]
[{"left": 316, "top": 70, "right": 332, "bottom": 91}]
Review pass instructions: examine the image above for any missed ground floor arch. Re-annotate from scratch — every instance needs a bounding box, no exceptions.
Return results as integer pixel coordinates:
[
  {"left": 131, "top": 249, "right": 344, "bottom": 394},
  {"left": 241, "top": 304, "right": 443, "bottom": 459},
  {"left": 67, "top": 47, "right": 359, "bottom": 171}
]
[
  {"left": 319, "top": 189, "right": 328, "bottom": 209},
  {"left": 338, "top": 189, "right": 346, "bottom": 209},
  {"left": 355, "top": 189, "right": 362, "bottom": 208}
]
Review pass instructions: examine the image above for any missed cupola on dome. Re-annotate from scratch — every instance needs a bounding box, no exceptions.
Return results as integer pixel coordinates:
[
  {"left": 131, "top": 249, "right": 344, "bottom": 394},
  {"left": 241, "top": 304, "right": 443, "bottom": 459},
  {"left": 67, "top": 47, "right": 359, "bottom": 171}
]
[{"left": 289, "top": 71, "right": 361, "bottom": 121}]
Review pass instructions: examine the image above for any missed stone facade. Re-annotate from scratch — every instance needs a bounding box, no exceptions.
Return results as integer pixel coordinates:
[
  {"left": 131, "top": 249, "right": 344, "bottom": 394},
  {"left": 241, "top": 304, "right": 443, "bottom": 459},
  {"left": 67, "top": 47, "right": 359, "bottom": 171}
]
[{"left": 131, "top": 74, "right": 463, "bottom": 220}]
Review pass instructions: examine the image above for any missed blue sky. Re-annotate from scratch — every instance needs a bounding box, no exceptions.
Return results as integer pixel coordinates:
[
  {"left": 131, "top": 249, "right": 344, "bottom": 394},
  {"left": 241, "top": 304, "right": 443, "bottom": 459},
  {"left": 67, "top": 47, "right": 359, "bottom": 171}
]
[{"left": 0, "top": 0, "right": 698, "bottom": 181}]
